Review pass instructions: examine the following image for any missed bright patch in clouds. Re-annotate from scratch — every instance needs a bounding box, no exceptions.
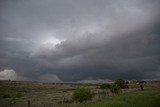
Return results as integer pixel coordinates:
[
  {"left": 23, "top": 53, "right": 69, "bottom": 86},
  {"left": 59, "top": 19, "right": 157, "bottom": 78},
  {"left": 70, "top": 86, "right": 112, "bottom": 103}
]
[
  {"left": 30, "top": 36, "right": 65, "bottom": 57},
  {"left": 0, "top": 69, "right": 31, "bottom": 81},
  {"left": 42, "top": 37, "right": 62, "bottom": 46},
  {"left": 0, "top": 69, "right": 17, "bottom": 80}
]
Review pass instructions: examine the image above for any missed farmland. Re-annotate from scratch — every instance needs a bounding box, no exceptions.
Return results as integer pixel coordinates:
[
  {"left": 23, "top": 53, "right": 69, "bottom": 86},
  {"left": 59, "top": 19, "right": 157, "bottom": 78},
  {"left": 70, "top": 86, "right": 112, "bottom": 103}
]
[{"left": 0, "top": 80, "right": 160, "bottom": 107}]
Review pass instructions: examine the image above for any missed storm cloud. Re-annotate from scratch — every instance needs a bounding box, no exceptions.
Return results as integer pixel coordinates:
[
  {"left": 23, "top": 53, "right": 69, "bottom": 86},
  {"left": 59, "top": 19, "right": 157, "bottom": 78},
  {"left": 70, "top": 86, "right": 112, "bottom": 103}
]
[{"left": 0, "top": 0, "right": 160, "bottom": 82}]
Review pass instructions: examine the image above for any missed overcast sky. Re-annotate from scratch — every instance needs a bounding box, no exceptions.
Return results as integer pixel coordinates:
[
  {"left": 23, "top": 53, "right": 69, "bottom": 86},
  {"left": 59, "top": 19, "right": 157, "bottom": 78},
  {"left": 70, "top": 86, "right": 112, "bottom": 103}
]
[{"left": 0, "top": 0, "right": 160, "bottom": 82}]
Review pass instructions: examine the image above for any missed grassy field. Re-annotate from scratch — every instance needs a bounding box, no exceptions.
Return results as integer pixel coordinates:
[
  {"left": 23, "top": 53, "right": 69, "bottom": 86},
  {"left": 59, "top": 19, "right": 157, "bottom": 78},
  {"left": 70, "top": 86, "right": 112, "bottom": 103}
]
[
  {"left": 78, "top": 90, "right": 160, "bottom": 107},
  {"left": 0, "top": 80, "right": 75, "bottom": 107},
  {"left": 0, "top": 80, "right": 160, "bottom": 107}
]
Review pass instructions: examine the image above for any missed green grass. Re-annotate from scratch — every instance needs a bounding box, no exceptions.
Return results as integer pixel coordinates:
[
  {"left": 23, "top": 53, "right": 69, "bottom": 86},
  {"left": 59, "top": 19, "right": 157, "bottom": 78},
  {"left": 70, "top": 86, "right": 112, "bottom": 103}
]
[{"left": 80, "top": 90, "right": 160, "bottom": 107}]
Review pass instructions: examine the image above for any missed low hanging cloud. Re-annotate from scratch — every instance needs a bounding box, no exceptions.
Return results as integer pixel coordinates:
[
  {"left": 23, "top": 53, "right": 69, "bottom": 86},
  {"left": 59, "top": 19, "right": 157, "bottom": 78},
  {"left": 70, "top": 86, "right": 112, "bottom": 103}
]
[
  {"left": 0, "top": 69, "right": 32, "bottom": 81},
  {"left": 38, "top": 74, "right": 62, "bottom": 83},
  {"left": 0, "top": 69, "right": 17, "bottom": 80}
]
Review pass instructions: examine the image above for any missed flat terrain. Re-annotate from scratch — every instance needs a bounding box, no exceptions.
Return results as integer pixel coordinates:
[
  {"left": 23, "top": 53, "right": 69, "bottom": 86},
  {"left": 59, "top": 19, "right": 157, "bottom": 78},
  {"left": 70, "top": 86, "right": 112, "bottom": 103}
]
[
  {"left": 0, "top": 80, "right": 160, "bottom": 107},
  {"left": 79, "top": 90, "right": 160, "bottom": 107}
]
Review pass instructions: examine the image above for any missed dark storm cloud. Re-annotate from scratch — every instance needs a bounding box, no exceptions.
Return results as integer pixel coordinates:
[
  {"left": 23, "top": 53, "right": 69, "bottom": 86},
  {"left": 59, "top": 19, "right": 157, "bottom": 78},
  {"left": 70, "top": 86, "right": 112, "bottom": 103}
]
[{"left": 0, "top": 0, "right": 160, "bottom": 82}]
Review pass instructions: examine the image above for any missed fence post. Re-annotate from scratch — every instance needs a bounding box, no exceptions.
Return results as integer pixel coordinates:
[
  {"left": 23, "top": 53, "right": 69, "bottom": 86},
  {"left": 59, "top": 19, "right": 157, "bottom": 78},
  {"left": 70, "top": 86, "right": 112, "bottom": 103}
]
[{"left": 27, "top": 100, "right": 31, "bottom": 107}]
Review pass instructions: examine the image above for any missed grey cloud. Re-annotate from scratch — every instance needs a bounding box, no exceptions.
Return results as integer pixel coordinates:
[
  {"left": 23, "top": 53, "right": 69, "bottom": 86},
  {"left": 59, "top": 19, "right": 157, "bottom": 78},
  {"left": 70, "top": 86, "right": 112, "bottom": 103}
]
[
  {"left": 30, "top": 24, "right": 160, "bottom": 81},
  {"left": 38, "top": 73, "right": 62, "bottom": 83},
  {"left": 0, "top": 0, "right": 160, "bottom": 82}
]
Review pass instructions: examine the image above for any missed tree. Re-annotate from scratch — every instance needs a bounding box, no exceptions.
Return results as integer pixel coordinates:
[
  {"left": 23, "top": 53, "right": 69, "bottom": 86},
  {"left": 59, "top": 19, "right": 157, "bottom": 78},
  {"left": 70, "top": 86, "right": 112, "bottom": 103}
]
[
  {"left": 115, "top": 79, "right": 128, "bottom": 89},
  {"left": 100, "top": 83, "right": 110, "bottom": 90},
  {"left": 73, "top": 88, "right": 94, "bottom": 103},
  {"left": 110, "top": 84, "right": 120, "bottom": 94},
  {"left": 99, "top": 83, "right": 111, "bottom": 96}
]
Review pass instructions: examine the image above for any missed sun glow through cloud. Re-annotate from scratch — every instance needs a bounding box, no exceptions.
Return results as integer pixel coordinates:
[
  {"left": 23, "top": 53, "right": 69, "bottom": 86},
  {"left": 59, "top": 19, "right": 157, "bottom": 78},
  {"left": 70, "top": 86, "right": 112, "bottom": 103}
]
[{"left": 42, "top": 37, "right": 62, "bottom": 46}]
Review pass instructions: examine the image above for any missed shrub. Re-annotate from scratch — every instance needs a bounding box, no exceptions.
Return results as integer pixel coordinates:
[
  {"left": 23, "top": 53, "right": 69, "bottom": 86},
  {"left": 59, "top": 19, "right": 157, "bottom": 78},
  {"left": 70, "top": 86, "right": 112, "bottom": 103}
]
[
  {"left": 73, "top": 88, "right": 94, "bottom": 102},
  {"left": 100, "top": 83, "right": 110, "bottom": 90},
  {"left": 3, "top": 93, "right": 11, "bottom": 98},
  {"left": 115, "top": 79, "right": 128, "bottom": 89},
  {"left": 16, "top": 92, "right": 23, "bottom": 98},
  {"left": 110, "top": 84, "right": 120, "bottom": 94}
]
